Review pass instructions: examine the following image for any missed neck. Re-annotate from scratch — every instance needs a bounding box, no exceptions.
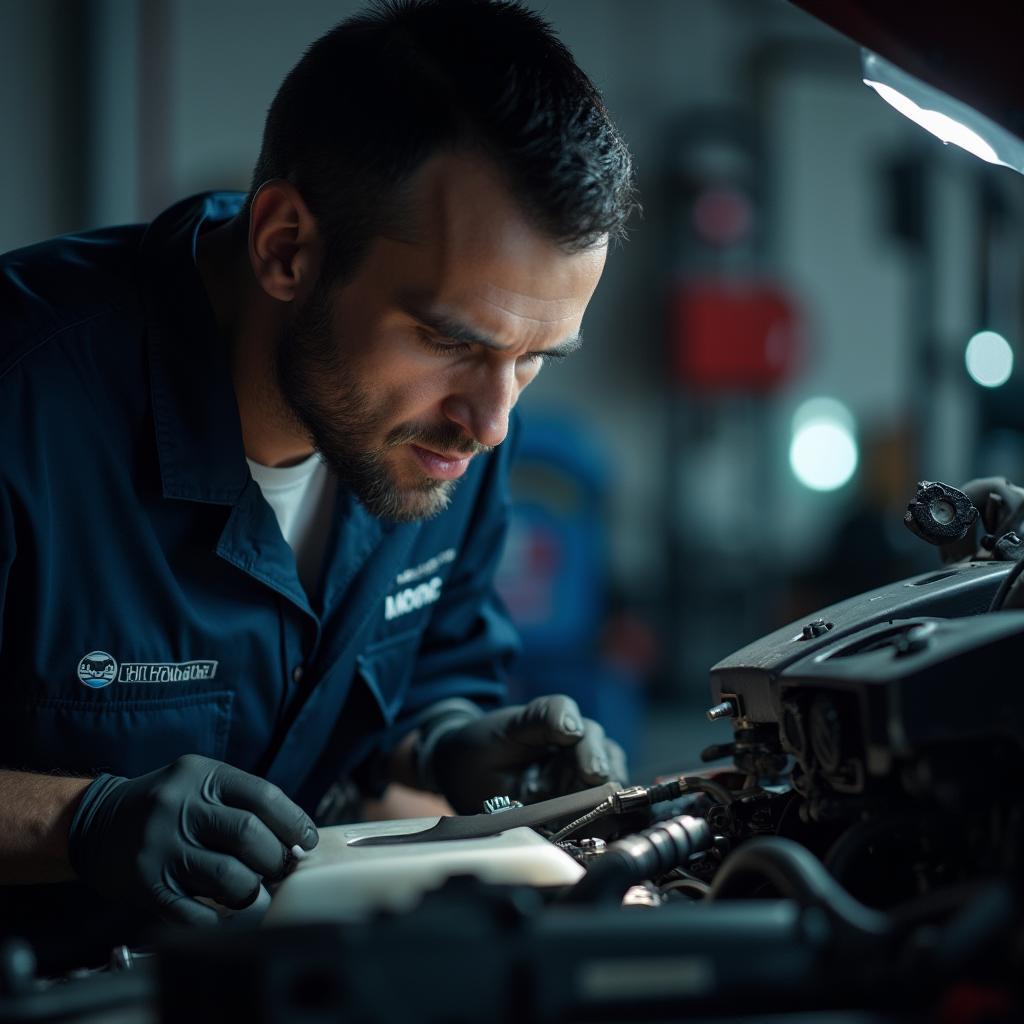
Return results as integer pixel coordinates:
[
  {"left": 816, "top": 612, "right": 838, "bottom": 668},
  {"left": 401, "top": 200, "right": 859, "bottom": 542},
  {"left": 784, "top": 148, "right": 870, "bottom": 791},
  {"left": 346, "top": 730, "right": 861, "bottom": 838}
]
[{"left": 196, "top": 217, "right": 315, "bottom": 468}]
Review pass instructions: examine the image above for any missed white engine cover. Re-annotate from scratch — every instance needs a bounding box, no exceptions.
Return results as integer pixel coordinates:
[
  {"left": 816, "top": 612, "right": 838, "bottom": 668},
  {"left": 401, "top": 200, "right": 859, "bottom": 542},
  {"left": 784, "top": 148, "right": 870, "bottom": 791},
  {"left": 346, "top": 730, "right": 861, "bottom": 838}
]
[{"left": 264, "top": 816, "right": 584, "bottom": 925}]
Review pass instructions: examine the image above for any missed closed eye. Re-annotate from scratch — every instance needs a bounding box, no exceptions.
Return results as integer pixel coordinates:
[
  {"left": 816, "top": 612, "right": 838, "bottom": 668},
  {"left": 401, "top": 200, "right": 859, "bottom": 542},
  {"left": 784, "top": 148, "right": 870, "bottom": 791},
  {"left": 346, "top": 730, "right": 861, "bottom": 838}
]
[
  {"left": 415, "top": 329, "right": 474, "bottom": 357},
  {"left": 526, "top": 348, "right": 572, "bottom": 364},
  {"left": 416, "top": 330, "right": 575, "bottom": 368},
  {"left": 517, "top": 350, "right": 557, "bottom": 367}
]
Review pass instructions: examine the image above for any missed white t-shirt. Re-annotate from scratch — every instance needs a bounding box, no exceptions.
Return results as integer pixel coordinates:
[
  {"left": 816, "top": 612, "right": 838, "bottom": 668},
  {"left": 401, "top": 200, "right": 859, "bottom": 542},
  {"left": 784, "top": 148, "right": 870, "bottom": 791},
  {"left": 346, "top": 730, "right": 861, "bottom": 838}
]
[{"left": 246, "top": 452, "right": 337, "bottom": 598}]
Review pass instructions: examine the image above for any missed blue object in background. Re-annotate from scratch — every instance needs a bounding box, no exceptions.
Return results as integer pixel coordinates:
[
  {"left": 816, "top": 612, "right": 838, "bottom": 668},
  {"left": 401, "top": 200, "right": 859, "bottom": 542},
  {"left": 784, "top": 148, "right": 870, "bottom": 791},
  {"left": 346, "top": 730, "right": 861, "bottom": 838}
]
[{"left": 496, "top": 414, "right": 643, "bottom": 762}]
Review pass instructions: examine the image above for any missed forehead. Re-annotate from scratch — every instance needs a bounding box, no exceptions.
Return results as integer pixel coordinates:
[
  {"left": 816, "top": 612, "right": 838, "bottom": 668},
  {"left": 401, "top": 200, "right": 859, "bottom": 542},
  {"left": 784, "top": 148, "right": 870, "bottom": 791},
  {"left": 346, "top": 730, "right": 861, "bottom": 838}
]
[{"left": 351, "top": 153, "right": 607, "bottom": 340}]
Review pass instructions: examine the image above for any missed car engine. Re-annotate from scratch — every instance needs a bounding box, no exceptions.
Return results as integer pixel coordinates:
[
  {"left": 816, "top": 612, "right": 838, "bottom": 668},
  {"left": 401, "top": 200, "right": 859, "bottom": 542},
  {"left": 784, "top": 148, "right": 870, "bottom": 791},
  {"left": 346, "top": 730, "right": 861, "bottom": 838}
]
[{"left": 4, "top": 479, "right": 1023, "bottom": 1024}]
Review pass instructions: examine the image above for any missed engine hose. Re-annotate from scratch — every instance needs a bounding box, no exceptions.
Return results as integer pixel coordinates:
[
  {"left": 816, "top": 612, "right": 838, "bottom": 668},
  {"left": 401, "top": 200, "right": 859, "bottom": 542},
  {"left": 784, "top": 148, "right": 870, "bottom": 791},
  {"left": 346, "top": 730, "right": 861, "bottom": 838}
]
[
  {"left": 678, "top": 777, "right": 734, "bottom": 806},
  {"left": 660, "top": 876, "right": 712, "bottom": 899},
  {"left": 823, "top": 814, "right": 920, "bottom": 886},
  {"left": 565, "top": 814, "right": 713, "bottom": 903},
  {"left": 708, "top": 836, "right": 890, "bottom": 940}
]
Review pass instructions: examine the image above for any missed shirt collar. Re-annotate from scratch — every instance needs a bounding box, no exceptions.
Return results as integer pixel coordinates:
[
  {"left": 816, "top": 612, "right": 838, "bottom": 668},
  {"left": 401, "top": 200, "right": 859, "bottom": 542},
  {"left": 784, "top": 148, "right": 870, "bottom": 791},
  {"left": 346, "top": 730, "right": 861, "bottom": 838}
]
[{"left": 141, "top": 192, "right": 250, "bottom": 505}]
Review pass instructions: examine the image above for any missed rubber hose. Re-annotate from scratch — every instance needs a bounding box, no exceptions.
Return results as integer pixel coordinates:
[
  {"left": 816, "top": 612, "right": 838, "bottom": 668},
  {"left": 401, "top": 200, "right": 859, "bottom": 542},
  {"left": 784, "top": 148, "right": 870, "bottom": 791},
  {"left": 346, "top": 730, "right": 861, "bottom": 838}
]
[
  {"left": 708, "top": 836, "right": 890, "bottom": 939},
  {"left": 566, "top": 815, "right": 713, "bottom": 903}
]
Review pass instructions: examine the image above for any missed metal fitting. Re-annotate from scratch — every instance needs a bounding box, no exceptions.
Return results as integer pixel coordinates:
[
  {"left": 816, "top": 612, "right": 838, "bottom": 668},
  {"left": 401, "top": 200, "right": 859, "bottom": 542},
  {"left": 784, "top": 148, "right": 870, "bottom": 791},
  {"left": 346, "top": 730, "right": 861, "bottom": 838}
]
[
  {"left": 482, "top": 795, "right": 523, "bottom": 814},
  {"left": 706, "top": 700, "right": 737, "bottom": 722}
]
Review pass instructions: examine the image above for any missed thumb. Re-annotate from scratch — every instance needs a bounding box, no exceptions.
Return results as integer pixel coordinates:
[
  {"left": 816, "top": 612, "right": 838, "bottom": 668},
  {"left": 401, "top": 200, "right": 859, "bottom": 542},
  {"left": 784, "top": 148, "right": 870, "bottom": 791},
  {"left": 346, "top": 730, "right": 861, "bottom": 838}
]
[{"left": 503, "top": 695, "right": 586, "bottom": 748}]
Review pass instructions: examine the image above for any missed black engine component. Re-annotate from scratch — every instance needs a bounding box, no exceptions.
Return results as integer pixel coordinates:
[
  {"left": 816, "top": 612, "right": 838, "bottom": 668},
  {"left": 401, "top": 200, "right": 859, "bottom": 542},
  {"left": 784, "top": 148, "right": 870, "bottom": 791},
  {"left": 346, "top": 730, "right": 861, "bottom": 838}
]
[
  {"left": 700, "top": 479, "right": 1024, "bottom": 924},
  {"left": 903, "top": 476, "right": 1024, "bottom": 564},
  {"left": 904, "top": 480, "right": 978, "bottom": 546},
  {"left": 6, "top": 480, "right": 1024, "bottom": 1024}
]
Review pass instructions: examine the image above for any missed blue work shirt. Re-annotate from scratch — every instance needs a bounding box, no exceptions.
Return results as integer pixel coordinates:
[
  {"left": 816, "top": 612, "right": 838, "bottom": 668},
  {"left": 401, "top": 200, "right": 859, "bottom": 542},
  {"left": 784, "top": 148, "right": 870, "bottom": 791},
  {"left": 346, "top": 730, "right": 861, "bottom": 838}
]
[{"left": 0, "top": 192, "right": 519, "bottom": 817}]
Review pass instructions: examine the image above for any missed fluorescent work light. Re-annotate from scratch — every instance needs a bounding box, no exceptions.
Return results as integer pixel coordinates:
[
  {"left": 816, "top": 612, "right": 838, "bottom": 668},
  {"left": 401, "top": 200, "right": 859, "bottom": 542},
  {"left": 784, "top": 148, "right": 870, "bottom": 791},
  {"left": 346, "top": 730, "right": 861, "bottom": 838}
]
[{"left": 862, "top": 50, "right": 1024, "bottom": 175}]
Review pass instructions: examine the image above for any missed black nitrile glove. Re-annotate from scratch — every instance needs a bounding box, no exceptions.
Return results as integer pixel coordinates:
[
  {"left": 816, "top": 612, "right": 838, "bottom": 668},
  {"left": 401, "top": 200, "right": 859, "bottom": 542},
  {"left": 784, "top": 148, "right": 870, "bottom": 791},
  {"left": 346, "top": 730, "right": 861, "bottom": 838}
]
[
  {"left": 427, "top": 694, "right": 628, "bottom": 814},
  {"left": 67, "top": 754, "right": 318, "bottom": 925}
]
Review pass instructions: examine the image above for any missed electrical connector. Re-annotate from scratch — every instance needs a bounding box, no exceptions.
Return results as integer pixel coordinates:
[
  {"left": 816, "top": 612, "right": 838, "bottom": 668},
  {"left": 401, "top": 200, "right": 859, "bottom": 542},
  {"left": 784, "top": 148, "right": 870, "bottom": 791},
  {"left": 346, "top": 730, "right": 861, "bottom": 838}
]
[{"left": 610, "top": 785, "right": 652, "bottom": 814}]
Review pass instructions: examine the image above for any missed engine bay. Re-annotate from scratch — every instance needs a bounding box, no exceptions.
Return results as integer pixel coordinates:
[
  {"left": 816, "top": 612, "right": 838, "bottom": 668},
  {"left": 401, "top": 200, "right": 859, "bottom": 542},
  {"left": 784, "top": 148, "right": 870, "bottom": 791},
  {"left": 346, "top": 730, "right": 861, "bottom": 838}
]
[{"left": 4, "top": 479, "right": 1024, "bottom": 1023}]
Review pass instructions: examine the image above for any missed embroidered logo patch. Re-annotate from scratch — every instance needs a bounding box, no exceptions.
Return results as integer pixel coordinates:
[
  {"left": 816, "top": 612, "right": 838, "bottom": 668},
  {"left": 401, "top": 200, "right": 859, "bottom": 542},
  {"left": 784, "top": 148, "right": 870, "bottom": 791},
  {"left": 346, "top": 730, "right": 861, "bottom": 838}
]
[
  {"left": 76, "top": 652, "right": 218, "bottom": 686},
  {"left": 77, "top": 651, "right": 118, "bottom": 688},
  {"left": 395, "top": 548, "right": 456, "bottom": 586},
  {"left": 385, "top": 576, "right": 443, "bottom": 621}
]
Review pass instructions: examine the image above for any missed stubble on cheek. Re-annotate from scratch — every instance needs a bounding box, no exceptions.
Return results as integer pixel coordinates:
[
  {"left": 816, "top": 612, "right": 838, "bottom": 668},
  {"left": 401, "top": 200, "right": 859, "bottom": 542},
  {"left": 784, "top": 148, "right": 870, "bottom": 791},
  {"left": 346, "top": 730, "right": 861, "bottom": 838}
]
[
  {"left": 316, "top": 385, "right": 462, "bottom": 519},
  {"left": 276, "top": 287, "right": 477, "bottom": 521}
]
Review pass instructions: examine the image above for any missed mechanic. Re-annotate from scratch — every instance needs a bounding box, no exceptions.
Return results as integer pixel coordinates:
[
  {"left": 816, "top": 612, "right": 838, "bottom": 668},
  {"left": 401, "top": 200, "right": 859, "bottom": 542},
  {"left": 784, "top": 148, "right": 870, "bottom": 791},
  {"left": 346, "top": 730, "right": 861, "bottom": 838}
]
[{"left": 0, "top": 0, "right": 635, "bottom": 965}]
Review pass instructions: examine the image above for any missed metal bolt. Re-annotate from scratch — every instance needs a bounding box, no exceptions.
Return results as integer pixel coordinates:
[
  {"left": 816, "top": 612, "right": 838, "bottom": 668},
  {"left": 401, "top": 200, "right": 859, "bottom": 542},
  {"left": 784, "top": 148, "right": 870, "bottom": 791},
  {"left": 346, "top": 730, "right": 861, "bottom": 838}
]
[
  {"left": 621, "top": 884, "right": 662, "bottom": 908},
  {"left": 706, "top": 700, "right": 737, "bottom": 721},
  {"left": 573, "top": 837, "right": 607, "bottom": 864},
  {"left": 894, "top": 623, "right": 932, "bottom": 656},
  {"left": 800, "top": 619, "right": 834, "bottom": 640}
]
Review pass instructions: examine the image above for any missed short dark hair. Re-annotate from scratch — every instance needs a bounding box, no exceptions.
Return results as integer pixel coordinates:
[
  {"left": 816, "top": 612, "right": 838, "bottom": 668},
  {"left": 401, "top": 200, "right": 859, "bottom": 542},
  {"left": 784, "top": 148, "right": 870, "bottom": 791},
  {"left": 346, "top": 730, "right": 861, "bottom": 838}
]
[{"left": 250, "top": 0, "right": 637, "bottom": 282}]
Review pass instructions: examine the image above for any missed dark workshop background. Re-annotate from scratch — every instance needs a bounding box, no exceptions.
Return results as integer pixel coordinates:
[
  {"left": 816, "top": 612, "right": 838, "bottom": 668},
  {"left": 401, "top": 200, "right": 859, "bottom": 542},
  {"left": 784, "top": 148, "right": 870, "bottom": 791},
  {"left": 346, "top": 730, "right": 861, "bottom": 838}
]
[{"left": 3, "top": 0, "right": 1023, "bottom": 782}]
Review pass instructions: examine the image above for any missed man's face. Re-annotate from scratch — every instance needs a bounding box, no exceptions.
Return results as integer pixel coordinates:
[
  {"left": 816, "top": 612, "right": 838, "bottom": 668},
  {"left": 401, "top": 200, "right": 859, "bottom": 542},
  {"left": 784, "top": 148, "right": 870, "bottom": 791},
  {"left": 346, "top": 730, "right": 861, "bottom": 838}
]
[{"left": 277, "top": 154, "right": 607, "bottom": 522}]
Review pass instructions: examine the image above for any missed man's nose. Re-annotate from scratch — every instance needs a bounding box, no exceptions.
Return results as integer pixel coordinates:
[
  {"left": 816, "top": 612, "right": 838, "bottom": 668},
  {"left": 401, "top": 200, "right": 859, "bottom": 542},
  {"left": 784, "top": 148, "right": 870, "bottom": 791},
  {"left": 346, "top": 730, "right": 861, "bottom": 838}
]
[{"left": 441, "top": 363, "right": 517, "bottom": 449}]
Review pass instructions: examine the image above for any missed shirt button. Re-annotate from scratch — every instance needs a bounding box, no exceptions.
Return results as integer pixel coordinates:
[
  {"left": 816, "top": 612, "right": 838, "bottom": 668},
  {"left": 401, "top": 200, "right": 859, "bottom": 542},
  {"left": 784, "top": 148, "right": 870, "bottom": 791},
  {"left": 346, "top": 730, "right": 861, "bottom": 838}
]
[{"left": 292, "top": 664, "right": 304, "bottom": 684}]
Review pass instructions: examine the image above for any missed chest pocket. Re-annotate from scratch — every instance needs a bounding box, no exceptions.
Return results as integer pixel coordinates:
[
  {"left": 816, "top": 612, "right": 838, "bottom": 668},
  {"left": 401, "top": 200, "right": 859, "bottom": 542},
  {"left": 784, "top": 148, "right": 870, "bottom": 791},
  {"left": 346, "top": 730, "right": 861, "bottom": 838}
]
[
  {"left": 354, "top": 630, "right": 422, "bottom": 725},
  {"left": 3, "top": 691, "right": 234, "bottom": 778}
]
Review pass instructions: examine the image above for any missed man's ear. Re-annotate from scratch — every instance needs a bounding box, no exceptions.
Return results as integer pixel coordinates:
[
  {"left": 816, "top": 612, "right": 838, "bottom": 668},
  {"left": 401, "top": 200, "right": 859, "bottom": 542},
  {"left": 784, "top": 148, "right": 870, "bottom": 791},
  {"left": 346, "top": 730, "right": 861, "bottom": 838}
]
[{"left": 248, "top": 180, "right": 322, "bottom": 302}]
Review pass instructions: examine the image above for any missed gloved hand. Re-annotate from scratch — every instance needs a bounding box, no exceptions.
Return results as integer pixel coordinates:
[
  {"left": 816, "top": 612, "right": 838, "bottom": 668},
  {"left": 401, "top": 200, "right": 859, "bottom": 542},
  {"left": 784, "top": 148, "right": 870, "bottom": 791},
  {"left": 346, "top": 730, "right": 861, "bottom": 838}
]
[
  {"left": 67, "top": 754, "right": 318, "bottom": 925},
  {"left": 427, "top": 694, "right": 628, "bottom": 814}
]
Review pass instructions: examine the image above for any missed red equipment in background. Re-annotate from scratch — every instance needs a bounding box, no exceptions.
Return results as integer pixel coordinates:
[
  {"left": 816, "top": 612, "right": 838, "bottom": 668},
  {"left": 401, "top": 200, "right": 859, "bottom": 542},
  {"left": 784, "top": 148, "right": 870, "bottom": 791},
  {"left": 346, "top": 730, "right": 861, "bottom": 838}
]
[{"left": 670, "top": 279, "right": 803, "bottom": 393}]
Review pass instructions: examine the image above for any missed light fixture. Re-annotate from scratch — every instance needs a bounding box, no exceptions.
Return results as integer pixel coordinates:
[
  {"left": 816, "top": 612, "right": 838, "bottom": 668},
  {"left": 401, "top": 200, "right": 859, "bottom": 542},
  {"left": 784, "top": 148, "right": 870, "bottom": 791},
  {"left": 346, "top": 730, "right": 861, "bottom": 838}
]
[
  {"left": 862, "top": 50, "right": 1024, "bottom": 175},
  {"left": 965, "top": 330, "right": 1014, "bottom": 388},
  {"left": 789, "top": 397, "right": 858, "bottom": 492}
]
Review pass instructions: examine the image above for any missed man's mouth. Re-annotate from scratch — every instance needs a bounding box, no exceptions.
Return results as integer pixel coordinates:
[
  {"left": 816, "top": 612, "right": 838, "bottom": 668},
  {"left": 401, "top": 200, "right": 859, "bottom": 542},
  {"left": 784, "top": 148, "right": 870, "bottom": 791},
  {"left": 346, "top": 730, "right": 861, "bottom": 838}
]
[{"left": 408, "top": 443, "right": 475, "bottom": 481}]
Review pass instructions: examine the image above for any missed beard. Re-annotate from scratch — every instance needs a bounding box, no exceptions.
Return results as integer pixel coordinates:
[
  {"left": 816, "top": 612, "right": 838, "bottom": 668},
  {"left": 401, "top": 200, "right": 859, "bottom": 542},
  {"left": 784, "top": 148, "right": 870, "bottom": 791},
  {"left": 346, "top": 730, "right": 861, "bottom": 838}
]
[{"left": 274, "top": 278, "right": 487, "bottom": 522}]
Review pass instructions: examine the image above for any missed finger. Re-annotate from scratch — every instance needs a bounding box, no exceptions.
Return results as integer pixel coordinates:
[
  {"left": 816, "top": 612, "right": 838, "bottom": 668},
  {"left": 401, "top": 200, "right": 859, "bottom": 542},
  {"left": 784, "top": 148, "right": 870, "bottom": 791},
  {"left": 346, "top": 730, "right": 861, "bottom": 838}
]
[
  {"left": 192, "top": 803, "right": 290, "bottom": 881},
  {"left": 570, "top": 719, "right": 614, "bottom": 784},
  {"left": 606, "top": 739, "right": 629, "bottom": 786},
  {"left": 504, "top": 695, "right": 586, "bottom": 748},
  {"left": 177, "top": 848, "right": 263, "bottom": 910},
  {"left": 208, "top": 764, "right": 318, "bottom": 851}
]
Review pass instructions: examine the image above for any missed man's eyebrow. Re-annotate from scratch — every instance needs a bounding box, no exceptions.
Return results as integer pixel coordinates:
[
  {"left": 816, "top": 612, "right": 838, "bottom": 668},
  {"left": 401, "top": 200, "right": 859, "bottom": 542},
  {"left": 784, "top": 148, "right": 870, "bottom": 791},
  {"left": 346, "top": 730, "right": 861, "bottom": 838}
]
[{"left": 402, "top": 300, "right": 582, "bottom": 358}]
